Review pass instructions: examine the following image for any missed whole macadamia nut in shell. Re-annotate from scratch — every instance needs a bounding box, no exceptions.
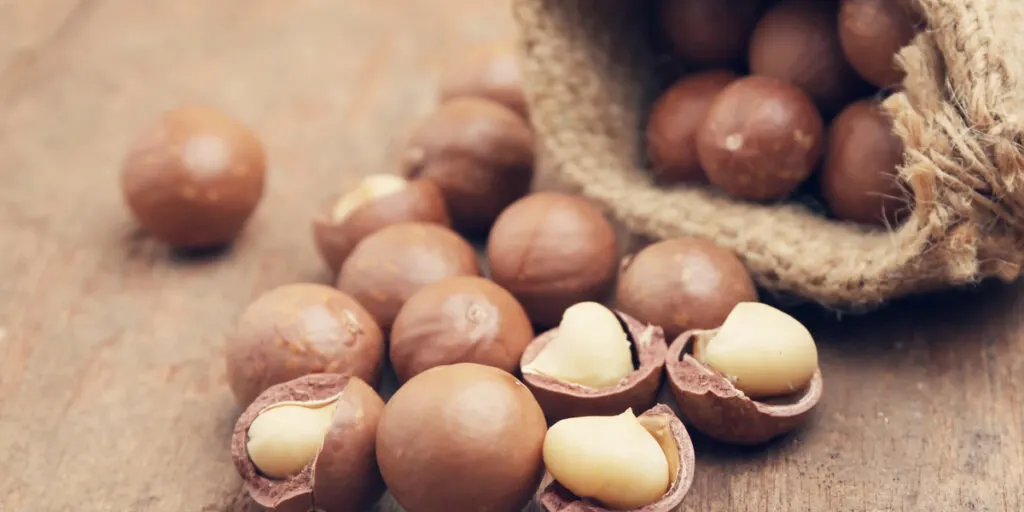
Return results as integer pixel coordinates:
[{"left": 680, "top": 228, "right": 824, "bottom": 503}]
[
  {"left": 312, "top": 174, "right": 450, "bottom": 275},
  {"left": 487, "top": 192, "right": 619, "bottom": 327},
  {"left": 225, "top": 283, "right": 385, "bottom": 406},
  {"left": 697, "top": 75, "right": 824, "bottom": 201},
  {"left": 390, "top": 276, "right": 534, "bottom": 382},
  {"left": 231, "top": 374, "right": 386, "bottom": 512},
  {"left": 749, "top": 0, "right": 868, "bottom": 112},
  {"left": 376, "top": 363, "right": 547, "bottom": 512},
  {"left": 439, "top": 42, "right": 528, "bottom": 119},
  {"left": 402, "top": 98, "right": 535, "bottom": 236},
  {"left": 646, "top": 70, "right": 739, "bottom": 185},
  {"left": 121, "top": 106, "right": 266, "bottom": 248},
  {"left": 616, "top": 237, "right": 757, "bottom": 341},
  {"left": 839, "top": 0, "right": 921, "bottom": 88},
  {"left": 658, "top": 0, "right": 764, "bottom": 68},
  {"left": 821, "top": 100, "right": 910, "bottom": 226},
  {"left": 336, "top": 222, "right": 481, "bottom": 332}
]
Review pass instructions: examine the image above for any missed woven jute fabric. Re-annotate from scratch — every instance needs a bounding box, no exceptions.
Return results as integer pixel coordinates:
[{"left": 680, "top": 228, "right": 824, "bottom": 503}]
[{"left": 512, "top": 0, "right": 1024, "bottom": 310}]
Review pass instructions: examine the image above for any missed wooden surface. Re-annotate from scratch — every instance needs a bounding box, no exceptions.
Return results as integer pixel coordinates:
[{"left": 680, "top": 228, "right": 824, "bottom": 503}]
[{"left": 0, "top": 1, "right": 1022, "bottom": 511}]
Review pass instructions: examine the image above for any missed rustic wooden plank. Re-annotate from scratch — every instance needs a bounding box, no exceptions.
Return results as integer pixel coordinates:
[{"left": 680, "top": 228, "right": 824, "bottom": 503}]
[{"left": 0, "top": 0, "right": 1021, "bottom": 511}]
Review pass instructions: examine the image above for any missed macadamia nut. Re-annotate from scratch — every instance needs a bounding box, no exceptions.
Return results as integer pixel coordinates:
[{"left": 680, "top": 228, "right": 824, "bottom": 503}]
[
  {"left": 544, "top": 409, "right": 671, "bottom": 510},
  {"left": 522, "top": 302, "right": 633, "bottom": 389},
  {"left": 246, "top": 399, "right": 339, "bottom": 478},
  {"left": 696, "top": 302, "right": 818, "bottom": 398},
  {"left": 331, "top": 174, "right": 408, "bottom": 222}
]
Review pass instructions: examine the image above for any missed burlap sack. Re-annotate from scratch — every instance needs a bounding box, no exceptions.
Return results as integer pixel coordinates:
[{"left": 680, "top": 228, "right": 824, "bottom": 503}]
[{"left": 512, "top": 0, "right": 1024, "bottom": 310}]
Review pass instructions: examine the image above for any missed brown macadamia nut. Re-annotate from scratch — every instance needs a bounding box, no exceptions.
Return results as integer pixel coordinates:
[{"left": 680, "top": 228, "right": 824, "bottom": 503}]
[
  {"left": 231, "top": 374, "right": 385, "bottom": 512},
  {"left": 439, "top": 42, "right": 529, "bottom": 119},
  {"left": 521, "top": 304, "right": 667, "bottom": 423},
  {"left": 667, "top": 302, "right": 823, "bottom": 445},
  {"left": 616, "top": 237, "right": 757, "bottom": 341},
  {"left": 749, "top": 0, "right": 867, "bottom": 112},
  {"left": 402, "top": 98, "right": 535, "bottom": 236},
  {"left": 821, "top": 100, "right": 909, "bottom": 226},
  {"left": 839, "top": 0, "right": 921, "bottom": 88},
  {"left": 538, "top": 404, "right": 695, "bottom": 512},
  {"left": 225, "top": 283, "right": 385, "bottom": 407},
  {"left": 390, "top": 275, "right": 534, "bottom": 382},
  {"left": 121, "top": 106, "right": 266, "bottom": 248},
  {"left": 312, "top": 174, "right": 450, "bottom": 274},
  {"left": 336, "top": 222, "right": 480, "bottom": 332},
  {"left": 376, "top": 363, "right": 547, "bottom": 512},
  {"left": 487, "top": 192, "right": 619, "bottom": 327},
  {"left": 658, "top": 0, "right": 764, "bottom": 68},
  {"left": 697, "top": 75, "right": 824, "bottom": 201},
  {"left": 646, "top": 70, "right": 739, "bottom": 185}
]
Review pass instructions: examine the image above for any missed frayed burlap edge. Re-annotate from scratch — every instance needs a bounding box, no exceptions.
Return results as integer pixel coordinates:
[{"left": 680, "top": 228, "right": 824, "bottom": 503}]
[{"left": 512, "top": 0, "right": 1024, "bottom": 310}]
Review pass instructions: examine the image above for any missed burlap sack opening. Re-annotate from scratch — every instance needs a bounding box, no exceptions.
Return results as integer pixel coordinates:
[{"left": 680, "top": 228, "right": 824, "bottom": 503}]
[{"left": 512, "top": 0, "right": 1024, "bottom": 310}]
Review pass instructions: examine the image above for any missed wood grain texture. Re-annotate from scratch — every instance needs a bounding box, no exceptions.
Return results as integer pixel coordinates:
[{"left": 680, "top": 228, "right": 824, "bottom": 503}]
[{"left": 0, "top": 1, "right": 1021, "bottom": 511}]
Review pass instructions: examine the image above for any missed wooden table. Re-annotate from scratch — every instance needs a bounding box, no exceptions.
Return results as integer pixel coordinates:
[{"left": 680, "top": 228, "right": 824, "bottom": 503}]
[{"left": 1, "top": 1, "right": 1021, "bottom": 511}]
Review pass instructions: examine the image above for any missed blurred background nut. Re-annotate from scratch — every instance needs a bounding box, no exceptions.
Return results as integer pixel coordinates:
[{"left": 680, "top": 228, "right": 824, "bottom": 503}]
[
  {"left": 438, "top": 42, "right": 529, "bottom": 119},
  {"left": 657, "top": 0, "right": 765, "bottom": 68},
  {"left": 312, "top": 174, "right": 450, "bottom": 275},
  {"left": 225, "top": 283, "right": 385, "bottom": 406}
]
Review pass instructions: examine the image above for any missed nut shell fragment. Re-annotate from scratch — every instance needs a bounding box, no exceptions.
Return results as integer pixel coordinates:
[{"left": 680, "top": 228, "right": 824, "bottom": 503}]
[
  {"left": 537, "top": 404, "right": 695, "bottom": 512},
  {"left": 666, "top": 329, "right": 823, "bottom": 445},
  {"left": 521, "top": 311, "right": 666, "bottom": 423}
]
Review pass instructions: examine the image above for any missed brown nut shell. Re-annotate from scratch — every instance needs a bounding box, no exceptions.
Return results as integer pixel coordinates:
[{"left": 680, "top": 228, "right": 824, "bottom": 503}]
[
  {"left": 645, "top": 70, "right": 739, "bottom": 185},
  {"left": 839, "top": 0, "right": 921, "bottom": 88},
  {"left": 666, "top": 329, "right": 823, "bottom": 445},
  {"left": 336, "top": 222, "right": 481, "bottom": 332},
  {"left": 749, "top": 0, "right": 867, "bottom": 112},
  {"left": 697, "top": 75, "right": 824, "bottom": 202},
  {"left": 616, "top": 237, "right": 757, "bottom": 341},
  {"left": 487, "top": 192, "right": 619, "bottom": 327},
  {"left": 438, "top": 42, "right": 529, "bottom": 119},
  {"left": 520, "top": 310, "right": 666, "bottom": 423},
  {"left": 402, "top": 97, "right": 535, "bottom": 236},
  {"left": 121, "top": 106, "right": 266, "bottom": 248},
  {"left": 537, "top": 404, "right": 695, "bottom": 512},
  {"left": 658, "top": 0, "right": 764, "bottom": 68},
  {"left": 225, "top": 283, "right": 385, "bottom": 407},
  {"left": 231, "top": 374, "right": 386, "bottom": 512},
  {"left": 390, "top": 275, "right": 534, "bottom": 382},
  {"left": 312, "top": 178, "right": 450, "bottom": 275}
]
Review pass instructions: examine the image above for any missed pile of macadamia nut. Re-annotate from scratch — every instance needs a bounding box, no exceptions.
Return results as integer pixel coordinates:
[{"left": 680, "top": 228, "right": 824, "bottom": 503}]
[
  {"left": 649, "top": 0, "right": 921, "bottom": 226},
  {"left": 118, "top": 28, "right": 835, "bottom": 512}
]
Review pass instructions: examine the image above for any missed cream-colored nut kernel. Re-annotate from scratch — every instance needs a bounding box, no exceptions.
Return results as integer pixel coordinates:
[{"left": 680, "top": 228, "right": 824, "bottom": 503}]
[
  {"left": 543, "top": 409, "right": 670, "bottom": 509},
  {"left": 697, "top": 301, "right": 818, "bottom": 399},
  {"left": 246, "top": 399, "right": 340, "bottom": 478},
  {"left": 522, "top": 302, "right": 633, "bottom": 389},
  {"left": 331, "top": 174, "right": 408, "bottom": 222}
]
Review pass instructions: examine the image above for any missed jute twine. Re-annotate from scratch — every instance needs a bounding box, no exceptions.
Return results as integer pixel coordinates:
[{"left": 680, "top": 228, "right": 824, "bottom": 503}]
[{"left": 512, "top": 0, "right": 1024, "bottom": 310}]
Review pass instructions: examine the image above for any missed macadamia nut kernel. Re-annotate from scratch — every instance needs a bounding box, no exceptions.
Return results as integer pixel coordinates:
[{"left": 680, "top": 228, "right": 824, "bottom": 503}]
[
  {"left": 544, "top": 409, "right": 671, "bottom": 510},
  {"left": 246, "top": 399, "right": 339, "bottom": 478},
  {"left": 331, "top": 174, "right": 408, "bottom": 222},
  {"left": 696, "top": 302, "right": 818, "bottom": 398},
  {"left": 522, "top": 302, "right": 633, "bottom": 389}
]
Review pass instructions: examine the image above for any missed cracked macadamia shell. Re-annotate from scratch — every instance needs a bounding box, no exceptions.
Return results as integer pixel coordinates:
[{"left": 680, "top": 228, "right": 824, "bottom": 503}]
[
  {"left": 616, "top": 237, "right": 757, "bottom": 341},
  {"left": 538, "top": 404, "right": 695, "bottom": 512},
  {"left": 336, "top": 222, "right": 481, "bottom": 332},
  {"left": 120, "top": 106, "right": 266, "bottom": 248},
  {"left": 376, "top": 363, "right": 547, "bottom": 512},
  {"left": 487, "top": 192, "right": 619, "bottom": 327},
  {"left": 521, "top": 310, "right": 667, "bottom": 423},
  {"left": 666, "top": 329, "right": 823, "bottom": 445},
  {"left": 390, "top": 275, "right": 534, "bottom": 382},
  {"left": 312, "top": 178, "right": 449, "bottom": 275},
  {"left": 438, "top": 42, "right": 529, "bottom": 119},
  {"left": 225, "top": 283, "right": 385, "bottom": 407},
  {"left": 401, "top": 97, "right": 534, "bottom": 235},
  {"left": 231, "top": 374, "right": 386, "bottom": 512}
]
